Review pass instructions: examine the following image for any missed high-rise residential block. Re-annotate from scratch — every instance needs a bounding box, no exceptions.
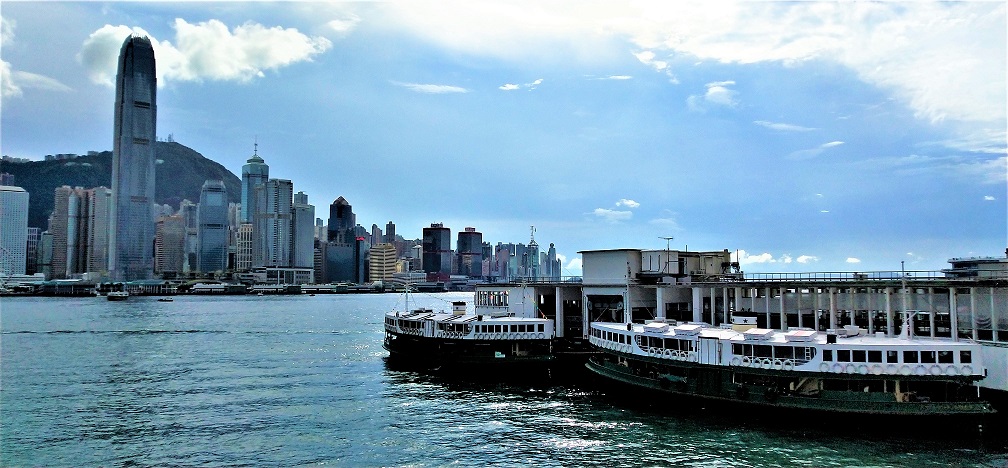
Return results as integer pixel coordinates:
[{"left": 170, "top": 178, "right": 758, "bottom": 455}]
[
  {"left": 253, "top": 178, "right": 293, "bottom": 267},
  {"left": 369, "top": 243, "right": 397, "bottom": 283},
  {"left": 291, "top": 191, "right": 315, "bottom": 269},
  {"left": 110, "top": 35, "right": 157, "bottom": 281}
]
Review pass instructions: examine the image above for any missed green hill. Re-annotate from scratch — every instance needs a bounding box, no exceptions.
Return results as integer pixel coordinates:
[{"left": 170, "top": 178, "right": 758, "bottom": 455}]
[{"left": 0, "top": 141, "right": 242, "bottom": 229}]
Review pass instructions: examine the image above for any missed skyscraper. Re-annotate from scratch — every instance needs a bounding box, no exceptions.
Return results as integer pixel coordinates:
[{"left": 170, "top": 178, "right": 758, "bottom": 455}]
[
  {"left": 197, "top": 180, "right": 229, "bottom": 273},
  {"left": 0, "top": 185, "right": 29, "bottom": 276},
  {"left": 327, "top": 197, "right": 355, "bottom": 244},
  {"left": 253, "top": 178, "right": 293, "bottom": 267},
  {"left": 291, "top": 191, "right": 315, "bottom": 269},
  {"left": 456, "top": 227, "right": 483, "bottom": 278},
  {"left": 86, "top": 187, "right": 113, "bottom": 274},
  {"left": 240, "top": 143, "right": 268, "bottom": 223},
  {"left": 155, "top": 214, "right": 186, "bottom": 276},
  {"left": 422, "top": 223, "right": 452, "bottom": 275},
  {"left": 110, "top": 35, "right": 157, "bottom": 281}
]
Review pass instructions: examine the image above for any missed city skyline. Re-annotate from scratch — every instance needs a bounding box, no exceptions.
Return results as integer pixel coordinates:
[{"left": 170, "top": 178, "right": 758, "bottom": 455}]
[{"left": 2, "top": 2, "right": 1005, "bottom": 274}]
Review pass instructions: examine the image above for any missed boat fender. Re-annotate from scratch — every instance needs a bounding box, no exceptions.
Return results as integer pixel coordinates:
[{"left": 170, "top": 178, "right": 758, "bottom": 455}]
[{"left": 782, "top": 359, "right": 794, "bottom": 371}]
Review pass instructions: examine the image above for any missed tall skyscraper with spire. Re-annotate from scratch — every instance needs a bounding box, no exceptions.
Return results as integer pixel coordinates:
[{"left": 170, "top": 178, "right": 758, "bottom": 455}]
[
  {"left": 110, "top": 35, "right": 157, "bottom": 281},
  {"left": 241, "top": 142, "right": 269, "bottom": 223}
]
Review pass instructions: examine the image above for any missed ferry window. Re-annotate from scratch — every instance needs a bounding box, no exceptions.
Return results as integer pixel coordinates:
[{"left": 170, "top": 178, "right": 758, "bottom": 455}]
[
  {"left": 960, "top": 350, "right": 972, "bottom": 363},
  {"left": 887, "top": 351, "right": 898, "bottom": 363},
  {"left": 733, "top": 344, "right": 743, "bottom": 355},
  {"left": 938, "top": 351, "right": 953, "bottom": 364},
  {"left": 662, "top": 338, "right": 672, "bottom": 350},
  {"left": 852, "top": 350, "right": 866, "bottom": 362},
  {"left": 837, "top": 350, "right": 850, "bottom": 362},
  {"left": 823, "top": 349, "right": 833, "bottom": 361},
  {"left": 538, "top": 324, "right": 544, "bottom": 333},
  {"left": 868, "top": 350, "right": 882, "bottom": 363},
  {"left": 920, "top": 351, "right": 936, "bottom": 364},
  {"left": 743, "top": 344, "right": 753, "bottom": 356},
  {"left": 755, "top": 345, "right": 772, "bottom": 358},
  {"left": 903, "top": 351, "right": 919, "bottom": 364},
  {"left": 775, "top": 346, "right": 793, "bottom": 359}
]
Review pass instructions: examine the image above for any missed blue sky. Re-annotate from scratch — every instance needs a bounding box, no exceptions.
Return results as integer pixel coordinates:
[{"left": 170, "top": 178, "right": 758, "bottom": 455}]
[{"left": 2, "top": 1, "right": 1005, "bottom": 275}]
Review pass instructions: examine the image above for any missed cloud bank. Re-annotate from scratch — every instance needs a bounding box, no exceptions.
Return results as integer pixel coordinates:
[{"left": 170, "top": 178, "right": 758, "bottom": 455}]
[{"left": 78, "top": 19, "right": 332, "bottom": 86}]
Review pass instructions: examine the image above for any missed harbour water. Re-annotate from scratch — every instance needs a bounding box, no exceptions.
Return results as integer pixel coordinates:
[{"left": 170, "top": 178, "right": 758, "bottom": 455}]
[{"left": 2, "top": 293, "right": 1006, "bottom": 466}]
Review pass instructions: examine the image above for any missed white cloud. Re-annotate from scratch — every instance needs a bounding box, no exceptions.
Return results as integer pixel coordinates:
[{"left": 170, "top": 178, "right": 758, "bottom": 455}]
[
  {"left": 856, "top": 154, "right": 1007, "bottom": 185},
  {"left": 393, "top": 82, "right": 469, "bottom": 94},
  {"left": 796, "top": 255, "right": 819, "bottom": 264},
  {"left": 1, "top": 17, "right": 14, "bottom": 46},
  {"left": 565, "top": 256, "right": 583, "bottom": 274},
  {"left": 606, "top": 75, "right": 632, "bottom": 80},
  {"left": 688, "top": 80, "right": 738, "bottom": 111},
  {"left": 499, "top": 83, "right": 520, "bottom": 91},
  {"left": 498, "top": 78, "right": 544, "bottom": 91},
  {"left": 1, "top": 18, "right": 71, "bottom": 99},
  {"left": 985, "top": 195, "right": 996, "bottom": 201},
  {"left": 592, "top": 208, "right": 632, "bottom": 223},
  {"left": 78, "top": 19, "right": 332, "bottom": 86},
  {"left": 787, "top": 140, "right": 845, "bottom": 160},
  {"left": 326, "top": 14, "right": 361, "bottom": 35},
  {"left": 616, "top": 198, "right": 640, "bottom": 208},
  {"left": 1, "top": 60, "right": 20, "bottom": 98},
  {"left": 846, "top": 257, "right": 862, "bottom": 264},
  {"left": 735, "top": 250, "right": 776, "bottom": 264},
  {"left": 754, "top": 120, "right": 817, "bottom": 132}
]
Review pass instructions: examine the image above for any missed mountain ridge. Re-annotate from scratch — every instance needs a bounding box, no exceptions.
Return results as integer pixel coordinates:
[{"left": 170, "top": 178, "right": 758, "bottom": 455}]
[{"left": 0, "top": 141, "right": 242, "bottom": 230}]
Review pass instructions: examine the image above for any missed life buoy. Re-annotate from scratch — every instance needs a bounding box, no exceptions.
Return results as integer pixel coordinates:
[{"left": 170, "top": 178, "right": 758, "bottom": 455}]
[
  {"left": 915, "top": 365, "right": 927, "bottom": 376},
  {"left": 886, "top": 364, "right": 898, "bottom": 374},
  {"left": 741, "top": 356, "right": 752, "bottom": 366},
  {"left": 538, "top": 333, "right": 544, "bottom": 339},
  {"left": 663, "top": 349, "right": 672, "bottom": 358},
  {"left": 763, "top": 358, "right": 773, "bottom": 369},
  {"left": 871, "top": 364, "right": 883, "bottom": 375},
  {"left": 495, "top": 333, "right": 502, "bottom": 340},
  {"left": 900, "top": 365, "right": 911, "bottom": 375},
  {"left": 731, "top": 357, "right": 742, "bottom": 367},
  {"left": 930, "top": 365, "right": 942, "bottom": 376},
  {"left": 819, "top": 363, "right": 830, "bottom": 373},
  {"left": 857, "top": 364, "right": 869, "bottom": 375},
  {"left": 845, "top": 363, "right": 856, "bottom": 374},
  {"left": 772, "top": 359, "right": 784, "bottom": 370},
  {"left": 962, "top": 365, "right": 974, "bottom": 375},
  {"left": 946, "top": 366, "right": 959, "bottom": 376},
  {"left": 783, "top": 359, "right": 795, "bottom": 371},
  {"left": 832, "top": 363, "right": 843, "bottom": 373}
]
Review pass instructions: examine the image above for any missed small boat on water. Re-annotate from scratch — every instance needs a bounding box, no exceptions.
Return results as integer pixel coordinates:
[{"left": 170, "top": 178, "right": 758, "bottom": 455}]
[
  {"left": 106, "top": 291, "right": 129, "bottom": 301},
  {"left": 585, "top": 315, "right": 994, "bottom": 417},
  {"left": 158, "top": 297, "right": 174, "bottom": 302}
]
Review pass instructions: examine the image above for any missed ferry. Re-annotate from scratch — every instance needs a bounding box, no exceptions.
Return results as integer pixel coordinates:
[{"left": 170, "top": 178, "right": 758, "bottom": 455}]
[
  {"left": 383, "top": 286, "right": 557, "bottom": 369},
  {"left": 586, "top": 316, "right": 994, "bottom": 416},
  {"left": 106, "top": 290, "right": 129, "bottom": 301}
]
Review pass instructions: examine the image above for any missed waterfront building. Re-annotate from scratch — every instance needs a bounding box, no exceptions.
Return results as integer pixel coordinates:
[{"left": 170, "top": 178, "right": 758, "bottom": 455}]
[
  {"left": 197, "top": 180, "right": 229, "bottom": 274},
  {"left": 291, "top": 191, "right": 315, "bottom": 271},
  {"left": 327, "top": 197, "right": 355, "bottom": 244},
  {"left": 253, "top": 178, "right": 293, "bottom": 268},
  {"left": 49, "top": 186, "right": 72, "bottom": 279},
  {"left": 86, "top": 187, "right": 112, "bottom": 275},
  {"left": 178, "top": 200, "right": 198, "bottom": 274},
  {"left": 240, "top": 143, "right": 268, "bottom": 224},
  {"left": 25, "top": 227, "right": 39, "bottom": 275},
  {"left": 235, "top": 224, "right": 253, "bottom": 271},
  {"left": 110, "top": 35, "right": 157, "bottom": 281},
  {"left": 154, "top": 214, "right": 185, "bottom": 277},
  {"left": 36, "top": 231, "right": 53, "bottom": 279},
  {"left": 369, "top": 243, "right": 397, "bottom": 283},
  {"left": 422, "top": 223, "right": 452, "bottom": 276},
  {"left": 371, "top": 224, "right": 382, "bottom": 247},
  {"left": 456, "top": 227, "right": 483, "bottom": 278},
  {"left": 0, "top": 185, "right": 29, "bottom": 275}
]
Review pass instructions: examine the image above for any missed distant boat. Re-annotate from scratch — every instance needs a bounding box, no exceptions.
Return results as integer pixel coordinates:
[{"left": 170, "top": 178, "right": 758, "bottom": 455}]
[
  {"left": 106, "top": 291, "right": 129, "bottom": 301},
  {"left": 158, "top": 297, "right": 174, "bottom": 302}
]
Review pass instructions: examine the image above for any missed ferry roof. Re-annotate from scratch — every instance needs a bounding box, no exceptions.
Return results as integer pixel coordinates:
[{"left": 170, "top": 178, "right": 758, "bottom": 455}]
[{"left": 593, "top": 321, "right": 979, "bottom": 348}]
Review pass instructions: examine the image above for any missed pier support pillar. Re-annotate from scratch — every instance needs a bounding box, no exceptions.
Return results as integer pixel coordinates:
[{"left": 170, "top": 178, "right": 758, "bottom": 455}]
[
  {"left": 555, "top": 286, "right": 564, "bottom": 338},
  {"left": 656, "top": 287, "right": 665, "bottom": 321},
  {"left": 829, "top": 287, "right": 838, "bottom": 330},
  {"left": 949, "top": 289, "right": 958, "bottom": 341},
  {"left": 692, "top": 287, "right": 703, "bottom": 323},
  {"left": 970, "top": 287, "right": 978, "bottom": 341},
  {"left": 885, "top": 287, "right": 893, "bottom": 337},
  {"left": 929, "top": 288, "right": 936, "bottom": 338}
]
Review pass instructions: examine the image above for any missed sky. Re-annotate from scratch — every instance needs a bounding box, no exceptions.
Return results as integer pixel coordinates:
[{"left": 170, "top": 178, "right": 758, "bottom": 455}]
[{"left": 2, "top": 1, "right": 1006, "bottom": 276}]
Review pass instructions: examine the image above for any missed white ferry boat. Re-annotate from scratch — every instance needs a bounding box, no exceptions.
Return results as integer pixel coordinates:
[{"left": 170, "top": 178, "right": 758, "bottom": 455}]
[
  {"left": 379, "top": 286, "right": 556, "bottom": 367},
  {"left": 586, "top": 316, "right": 993, "bottom": 416}
]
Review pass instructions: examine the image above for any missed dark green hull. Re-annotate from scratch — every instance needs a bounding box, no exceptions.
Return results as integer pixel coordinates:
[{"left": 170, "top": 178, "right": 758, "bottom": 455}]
[
  {"left": 587, "top": 351, "right": 995, "bottom": 417},
  {"left": 384, "top": 332, "right": 554, "bottom": 369}
]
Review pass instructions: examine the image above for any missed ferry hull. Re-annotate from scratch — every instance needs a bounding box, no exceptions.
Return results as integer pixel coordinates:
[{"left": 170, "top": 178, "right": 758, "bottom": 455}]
[
  {"left": 383, "top": 332, "right": 554, "bottom": 370},
  {"left": 587, "top": 352, "right": 995, "bottom": 417}
]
